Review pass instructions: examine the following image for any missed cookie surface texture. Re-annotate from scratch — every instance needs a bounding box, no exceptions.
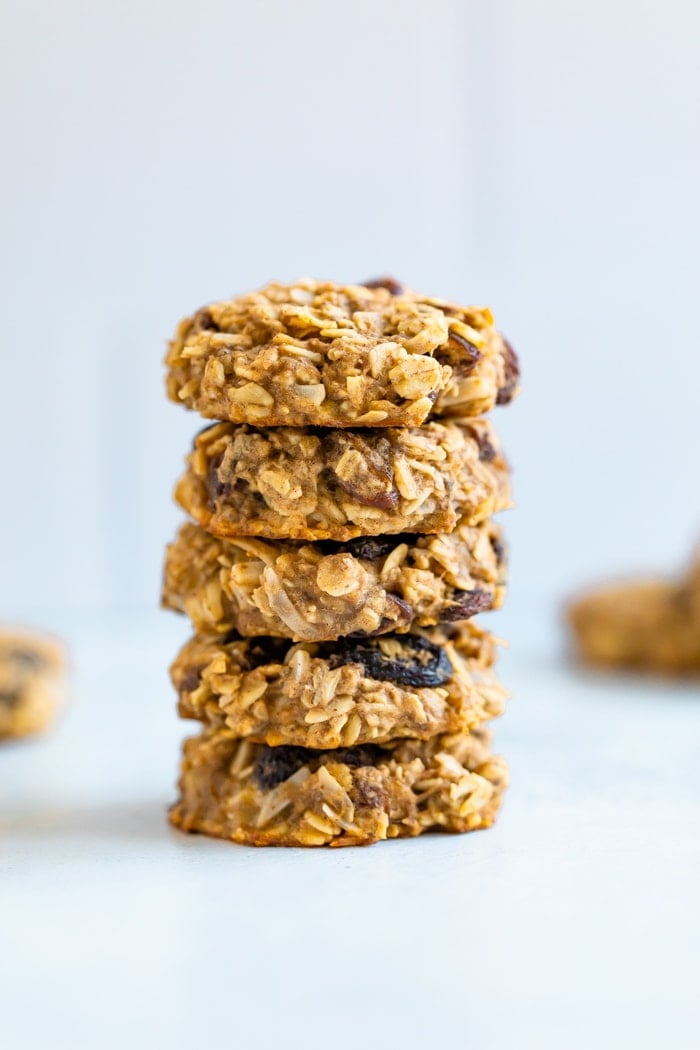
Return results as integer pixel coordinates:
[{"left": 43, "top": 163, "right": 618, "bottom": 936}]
[{"left": 166, "top": 278, "right": 520, "bottom": 428}]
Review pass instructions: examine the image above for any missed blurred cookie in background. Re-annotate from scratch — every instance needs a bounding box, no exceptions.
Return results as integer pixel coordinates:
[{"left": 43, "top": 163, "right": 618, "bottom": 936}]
[
  {"left": 567, "top": 547, "right": 700, "bottom": 676},
  {"left": 0, "top": 627, "right": 69, "bottom": 739}
]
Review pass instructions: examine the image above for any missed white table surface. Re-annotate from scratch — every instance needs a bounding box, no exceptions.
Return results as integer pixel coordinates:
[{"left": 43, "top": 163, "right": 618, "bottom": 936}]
[{"left": 2, "top": 610, "right": 699, "bottom": 1050}]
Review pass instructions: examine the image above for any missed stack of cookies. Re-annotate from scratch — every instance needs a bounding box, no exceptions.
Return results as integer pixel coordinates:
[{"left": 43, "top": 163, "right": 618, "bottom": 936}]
[{"left": 162, "top": 278, "right": 520, "bottom": 847}]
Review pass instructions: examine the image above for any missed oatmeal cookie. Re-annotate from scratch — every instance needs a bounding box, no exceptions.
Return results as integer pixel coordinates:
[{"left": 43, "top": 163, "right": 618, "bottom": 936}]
[
  {"left": 162, "top": 520, "right": 506, "bottom": 640},
  {"left": 0, "top": 628, "right": 68, "bottom": 739},
  {"left": 175, "top": 418, "right": 511, "bottom": 542},
  {"left": 165, "top": 278, "right": 519, "bottom": 428},
  {"left": 171, "top": 623, "right": 507, "bottom": 748},
  {"left": 568, "top": 579, "right": 700, "bottom": 674},
  {"left": 169, "top": 725, "right": 508, "bottom": 846}
]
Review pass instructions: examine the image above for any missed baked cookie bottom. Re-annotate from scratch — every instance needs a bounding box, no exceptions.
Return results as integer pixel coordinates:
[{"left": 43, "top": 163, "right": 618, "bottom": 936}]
[
  {"left": 176, "top": 418, "right": 511, "bottom": 542},
  {"left": 169, "top": 726, "right": 507, "bottom": 847},
  {"left": 162, "top": 519, "right": 506, "bottom": 640},
  {"left": 165, "top": 277, "right": 520, "bottom": 428},
  {"left": 172, "top": 623, "right": 507, "bottom": 748},
  {"left": 568, "top": 579, "right": 700, "bottom": 674},
  {"left": 0, "top": 628, "right": 67, "bottom": 739}
]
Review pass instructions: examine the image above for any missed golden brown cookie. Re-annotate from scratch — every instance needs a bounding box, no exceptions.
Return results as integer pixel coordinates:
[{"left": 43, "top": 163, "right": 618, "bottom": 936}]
[
  {"left": 568, "top": 578, "right": 700, "bottom": 674},
  {"left": 165, "top": 278, "right": 519, "bottom": 428},
  {"left": 175, "top": 418, "right": 511, "bottom": 542},
  {"left": 171, "top": 622, "right": 507, "bottom": 748},
  {"left": 162, "top": 520, "right": 506, "bottom": 640},
  {"left": 169, "top": 724, "right": 507, "bottom": 847},
  {"left": 0, "top": 628, "right": 68, "bottom": 739}
]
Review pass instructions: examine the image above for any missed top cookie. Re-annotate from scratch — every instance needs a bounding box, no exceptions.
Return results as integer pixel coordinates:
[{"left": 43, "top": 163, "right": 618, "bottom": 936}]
[{"left": 165, "top": 278, "right": 519, "bottom": 428}]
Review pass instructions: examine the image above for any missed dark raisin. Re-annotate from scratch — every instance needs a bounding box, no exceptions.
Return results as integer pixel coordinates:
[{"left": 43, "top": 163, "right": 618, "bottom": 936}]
[
  {"left": 245, "top": 637, "right": 287, "bottom": 668},
  {"left": 192, "top": 308, "right": 219, "bottom": 332},
  {"left": 466, "top": 425, "right": 497, "bottom": 463},
  {"left": 8, "top": 648, "right": 45, "bottom": 671},
  {"left": 490, "top": 537, "right": 506, "bottom": 565},
  {"left": 329, "top": 634, "right": 452, "bottom": 688},
  {"left": 219, "top": 634, "right": 286, "bottom": 670},
  {"left": 362, "top": 277, "right": 404, "bottom": 295},
  {"left": 207, "top": 452, "right": 227, "bottom": 500},
  {"left": 254, "top": 745, "right": 310, "bottom": 790},
  {"left": 496, "top": 338, "right": 520, "bottom": 405},
  {"left": 338, "top": 536, "right": 397, "bottom": 560},
  {"left": 324, "top": 434, "right": 399, "bottom": 511},
  {"left": 479, "top": 438, "right": 497, "bottom": 462},
  {"left": 316, "top": 534, "right": 419, "bottom": 560},
  {"left": 382, "top": 595, "right": 413, "bottom": 628},
  {"left": 447, "top": 330, "right": 482, "bottom": 374},
  {"left": 179, "top": 667, "right": 203, "bottom": 693},
  {"left": 337, "top": 482, "right": 399, "bottom": 512},
  {"left": 330, "top": 743, "right": 383, "bottom": 768},
  {"left": 441, "top": 588, "right": 493, "bottom": 622},
  {"left": 319, "top": 467, "right": 340, "bottom": 497},
  {"left": 337, "top": 534, "right": 414, "bottom": 561},
  {"left": 0, "top": 689, "right": 21, "bottom": 709}
]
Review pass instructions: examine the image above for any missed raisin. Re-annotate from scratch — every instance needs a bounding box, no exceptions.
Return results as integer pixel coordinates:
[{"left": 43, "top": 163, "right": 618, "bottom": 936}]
[
  {"left": 381, "top": 595, "right": 413, "bottom": 629},
  {"left": 254, "top": 742, "right": 385, "bottom": 791},
  {"left": 447, "top": 330, "right": 482, "bottom": 373},
  {"left": 330, "top": 744, "right": 383, "bottom": 767},
  {"left": 192, "top": 308, "right": 219, "bottom": 332},
  {"left": 490, "top": 537, "right": 506, "bottom": 565},
  {"left": 338, "top": 536, "right": 396, "bottom": 560},
  {"left": 362, "top": 277, "right": 404, "bottom": 295},
  {"left": 337, "top": 534, "right": 415, "bottom": 561},
  {"left": 329, "top": 634, "right": 452, "bottom": 687},
  {"left": 219, "top": 635, "right": 285, "bottom": 670},
  {"left": 254, "top": 745, "right": 310, "bottom": 790},
  {"left": 479, "top": 438, "right": 497, "bottom": 463},
  {"left": 466, "top": 425, "right": 497, "bottom": 463},
  {"left": 324, "top": 434, "right": 399, "bottom": 511},
  {"left": 206, "top": 453, "right": 247, "bottom": 501},
  {"left": 8, "top": 648, "right": 45, "bottom": 671},
  {"left": 441, "top": 588, "right": 493, "bottom": 622},
  {"left": 337, "top": 481, "right": 398, "bottom": 512},
  {"left": 207, "top": 452, "right": 227, "bottom": 500},
  {"left": 317, "top": 534, "right": 418, "bottom": 561},
  {"left": 496, "top": 338, "right": 520, "bottom": 405},
  {"left": 179, "top": 667, "right": 203, "bottom": 693},
  {"left": 0, "top": 689, "right": 21, "bottom": 709},
  {"left": 245, "top": 637, "right": 287, "bottom": 668}
]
